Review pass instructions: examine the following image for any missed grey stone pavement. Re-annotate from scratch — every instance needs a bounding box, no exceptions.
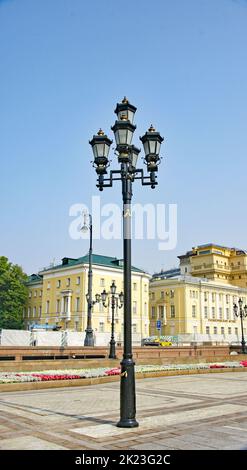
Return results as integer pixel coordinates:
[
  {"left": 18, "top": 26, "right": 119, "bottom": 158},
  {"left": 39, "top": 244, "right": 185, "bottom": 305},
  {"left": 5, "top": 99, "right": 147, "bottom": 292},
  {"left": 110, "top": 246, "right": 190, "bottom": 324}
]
[{"left": 0, "top": 372, "right": 247, "bottom": 450}]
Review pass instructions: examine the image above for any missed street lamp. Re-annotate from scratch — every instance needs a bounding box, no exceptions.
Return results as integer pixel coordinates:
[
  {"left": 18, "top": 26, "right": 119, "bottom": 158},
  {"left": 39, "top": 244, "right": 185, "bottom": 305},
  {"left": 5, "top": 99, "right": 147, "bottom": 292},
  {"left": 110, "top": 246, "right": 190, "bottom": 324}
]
[
  {"left": 101, "top": 281, "right": 124, "bottom": 359},
  {"left": 233, "top": 298, "right": 247, "bottom": 354},
  {"left": 81, "top": 213, "right": 100, "bottom": 346},
  {"left": 89, "top": 97, "right": 164, "bottom": 428}
]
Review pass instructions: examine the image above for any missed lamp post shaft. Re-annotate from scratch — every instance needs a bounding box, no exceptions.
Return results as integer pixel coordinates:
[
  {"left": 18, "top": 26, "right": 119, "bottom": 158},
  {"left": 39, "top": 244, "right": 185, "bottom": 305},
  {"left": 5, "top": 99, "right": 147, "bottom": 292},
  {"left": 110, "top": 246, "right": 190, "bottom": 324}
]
[
  {"left": 109, "top": 297, "right": 116, "bottom": 359},
  {"left": 117, "top": 163, "right": 138, "bottom": 428},
  {"left": 84, "top": 215, "right": 94, "bottom": 347},
  {"left": 240, "top": 310, "right": 246, "bottom": 354}
]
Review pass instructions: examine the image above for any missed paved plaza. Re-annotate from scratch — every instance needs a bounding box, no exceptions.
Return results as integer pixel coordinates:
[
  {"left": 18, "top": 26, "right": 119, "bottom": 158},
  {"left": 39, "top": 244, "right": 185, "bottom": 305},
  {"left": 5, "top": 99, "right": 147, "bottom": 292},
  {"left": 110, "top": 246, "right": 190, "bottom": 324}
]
[{"left": 0, "top": 372, "right": 247, "bottom": 450}]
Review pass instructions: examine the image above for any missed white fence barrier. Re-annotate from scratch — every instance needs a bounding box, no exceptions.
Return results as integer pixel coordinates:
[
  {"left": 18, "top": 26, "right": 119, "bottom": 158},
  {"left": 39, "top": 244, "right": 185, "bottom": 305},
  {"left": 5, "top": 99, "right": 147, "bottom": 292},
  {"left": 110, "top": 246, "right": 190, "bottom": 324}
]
[{"left": 0, "top": 329, "right": 31, "bottom": 346}]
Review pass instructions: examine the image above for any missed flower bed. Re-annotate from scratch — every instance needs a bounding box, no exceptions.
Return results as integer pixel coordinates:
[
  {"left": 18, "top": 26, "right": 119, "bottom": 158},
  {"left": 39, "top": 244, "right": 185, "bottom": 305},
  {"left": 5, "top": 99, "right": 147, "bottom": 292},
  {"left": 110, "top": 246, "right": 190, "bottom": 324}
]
[{"left": 0, "top": 361, "right": 245, "bottom": 384}]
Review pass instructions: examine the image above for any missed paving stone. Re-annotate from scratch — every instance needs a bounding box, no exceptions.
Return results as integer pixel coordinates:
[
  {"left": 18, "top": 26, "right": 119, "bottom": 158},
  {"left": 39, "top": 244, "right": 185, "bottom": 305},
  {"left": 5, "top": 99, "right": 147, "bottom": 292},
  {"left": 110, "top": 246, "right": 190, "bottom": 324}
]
[{"left": 0, "top": 372, "right": 247, "bottom": 450}]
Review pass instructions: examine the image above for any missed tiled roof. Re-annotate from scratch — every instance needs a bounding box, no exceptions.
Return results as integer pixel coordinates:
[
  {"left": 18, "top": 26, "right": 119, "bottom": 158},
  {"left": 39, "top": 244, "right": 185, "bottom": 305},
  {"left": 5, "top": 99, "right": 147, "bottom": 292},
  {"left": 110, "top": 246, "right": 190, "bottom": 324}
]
[{"left": 40, "top": 254, "right": 146, "bottom": 274}]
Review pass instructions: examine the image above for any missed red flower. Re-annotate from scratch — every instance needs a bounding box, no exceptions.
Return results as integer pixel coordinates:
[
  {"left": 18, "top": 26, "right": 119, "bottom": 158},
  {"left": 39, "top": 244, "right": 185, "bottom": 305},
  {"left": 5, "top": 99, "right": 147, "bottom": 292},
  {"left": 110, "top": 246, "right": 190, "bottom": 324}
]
[{"left": 105, "top": 368, "right": 121, "bottom": 376}]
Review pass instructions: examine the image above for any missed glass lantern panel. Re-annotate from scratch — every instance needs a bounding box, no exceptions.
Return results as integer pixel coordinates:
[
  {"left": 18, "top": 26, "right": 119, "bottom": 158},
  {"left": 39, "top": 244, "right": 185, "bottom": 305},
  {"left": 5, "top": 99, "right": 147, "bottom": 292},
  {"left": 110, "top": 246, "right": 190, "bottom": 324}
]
[
  {"left": 92, "top": 145, "right": 98, "bottom": 159},
  {"left": 105, "top": 143, "right": 111, "bottom": 157},
  {"left": 156, "top": 141, "right": 161, "bottom": 155},
  {"left": 127, "top": 110, "right": 134, "bottom": 123},
  {"left": 119, "top": 129, "right": 128, "bottom": 144},
  {"left": 96, "top": 143, "right": 105, "bottom": 157},
  {"left": 127, "top": 129, "right": 133, "bottom": 145},
  {"left": 144, "top": 141, "right": 150, "bottom": 156},
  {"left": 149, "top": 140, "right": 156, "bottom": 154},
  {"left": 131, "top": 152, "right": 139, "bottom": 168}
]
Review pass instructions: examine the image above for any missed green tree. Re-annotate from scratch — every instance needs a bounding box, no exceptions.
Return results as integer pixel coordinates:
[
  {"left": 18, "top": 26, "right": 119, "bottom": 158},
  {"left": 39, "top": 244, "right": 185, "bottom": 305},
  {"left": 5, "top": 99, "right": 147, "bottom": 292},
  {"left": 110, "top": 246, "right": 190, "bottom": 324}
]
[{"left": 0, "top": 257, "right": 28, "bottom": 329}]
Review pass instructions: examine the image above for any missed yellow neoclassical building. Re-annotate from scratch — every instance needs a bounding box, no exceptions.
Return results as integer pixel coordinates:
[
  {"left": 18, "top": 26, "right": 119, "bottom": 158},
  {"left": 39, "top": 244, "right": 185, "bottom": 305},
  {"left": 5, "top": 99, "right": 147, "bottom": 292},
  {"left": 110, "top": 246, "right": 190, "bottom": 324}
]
[
  {"left": 149, "top": 243, "right": 247, "bottom": 342},
  {"left": 24, "top": 254, "right": 150, "bottom": 343}
]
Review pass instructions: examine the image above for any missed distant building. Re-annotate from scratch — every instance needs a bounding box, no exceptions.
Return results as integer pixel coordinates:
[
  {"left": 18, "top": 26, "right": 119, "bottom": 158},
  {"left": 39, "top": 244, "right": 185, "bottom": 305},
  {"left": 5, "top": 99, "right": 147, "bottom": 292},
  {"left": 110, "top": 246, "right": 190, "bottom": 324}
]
[
  {"left": 24, "top": 254, "right": 150, "bottom": 344},
  {"left": 149, "top": 243, "right": 247, "bottom": 342}
]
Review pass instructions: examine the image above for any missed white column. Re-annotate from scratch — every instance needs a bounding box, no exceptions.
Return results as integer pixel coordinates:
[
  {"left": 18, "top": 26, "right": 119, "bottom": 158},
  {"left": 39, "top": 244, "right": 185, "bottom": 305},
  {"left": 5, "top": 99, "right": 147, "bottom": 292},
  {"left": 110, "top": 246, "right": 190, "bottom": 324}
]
[{"left": 67, "top": 295, "right": 71, "bottom": 320}]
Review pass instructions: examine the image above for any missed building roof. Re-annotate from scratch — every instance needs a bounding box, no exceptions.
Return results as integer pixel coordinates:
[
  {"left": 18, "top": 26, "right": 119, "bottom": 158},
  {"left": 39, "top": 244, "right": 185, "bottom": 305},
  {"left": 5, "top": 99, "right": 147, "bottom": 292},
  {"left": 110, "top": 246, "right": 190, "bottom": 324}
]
[
  {"left": 26, "top": 274, "right": 43, "bottom": 285},
  {"left": 152, "top": 268, "right": 180, "bottom": 280},
  {"left": 39, "top": 253, "right": 146, "bottom": 275}
]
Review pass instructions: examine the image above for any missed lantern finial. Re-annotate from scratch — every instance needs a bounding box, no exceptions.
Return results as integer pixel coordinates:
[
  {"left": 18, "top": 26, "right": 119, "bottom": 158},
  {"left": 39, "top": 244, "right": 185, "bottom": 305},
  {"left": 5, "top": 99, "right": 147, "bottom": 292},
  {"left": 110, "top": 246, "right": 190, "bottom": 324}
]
[
  {"left": 97, "top": 128, "right": 104, "bottom": 136},
  {"left": 122, "top": 96, "right": 129, "bottom": 104},
  {"left": 148, "top": 125, "right": 156, "bottom": 132}
]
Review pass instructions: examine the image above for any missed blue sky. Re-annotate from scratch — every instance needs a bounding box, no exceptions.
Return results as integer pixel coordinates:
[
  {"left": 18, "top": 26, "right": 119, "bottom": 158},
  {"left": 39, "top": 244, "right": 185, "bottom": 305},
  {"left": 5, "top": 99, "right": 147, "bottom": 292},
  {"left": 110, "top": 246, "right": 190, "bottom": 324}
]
[{"left": 0, "top": 0, "right": 247, "bottom": 275}]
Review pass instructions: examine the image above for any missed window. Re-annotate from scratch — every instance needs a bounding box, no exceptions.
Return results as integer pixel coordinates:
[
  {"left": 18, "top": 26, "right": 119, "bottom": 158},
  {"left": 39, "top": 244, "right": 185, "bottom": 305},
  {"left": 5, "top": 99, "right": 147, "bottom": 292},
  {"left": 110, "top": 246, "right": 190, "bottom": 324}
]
[
  {"left": 206, "top": 326, "right": 210, "bottom": 335},
  {"left": 151, "top": 292, "right": 155, "bottom": 300},
  {"left": 144, "top": 284, "right": 147, "bottom": 292},
  {"left": 76, "top": 277, "right": 80, "bottom": 285},
  {"left": 100, "top": 278, "right": 105, "bottom": 287},
  {"left": 39, "top": 290, "right": 42, "bottom": 297},
  {"left": 34, "top": 290, "right": 37, "bottom": 297},
  {"left": 204, "top": 292, "right": 208, "bottom": 302},
  {"left": 132, "top": 324, "right": 137, "bottom": 333},
  {"left": 57, "top": 280, "right": 61, "bottom": 288},
  {"left": 133, "top": 283, "right": 137, "bottom": 291},
  {"left": 159, "top": 305, "right": 164, "bottom": 319},
  {"left": 56, "top": 299, "right": 60, "bottom": 313},
  {"left": 221, "top": 327, "right": 225, "bottom": 335},
  {"left": 99, "top": 322, "right": 104, "bottom": 333},
  {"left": 144, "top": 302, "right": 148, "bottom": 315},
  {"left": 212, "top": 307, "right": 216, "bottom": 319},
  {"left": 76, "top": 297, "right": 80, "bottom": 311},
  {"left": 33, "top": 307, "right": 36, "bottom": 317},
  {"left": 170, "top": 305, "right": 175, "bottom": 318},
  {"left": 28, "top": 307, "right": 31, "bottom": 318},
  {"left": 212, "top": 293, "right": 215, "bottom": 302},
  {"left": 226, "top": 308, "right": 230, "bottom": 320},
  {"left": 214, "top": 327, "right": 217, "bottom": 335},
  {"left": 47, "top": 281, "right": 51, "bottom": 290},
  {"left": 226, "top": 295, "right": 229, "bottom": 304},
  {"left": 75, "top": 321, "right": 79, "bottom": 332},
  {"left": 46, "top": 301, "right": 50, "bottom": 314},
  {"left": 29, "top": 292, "right": 32, "bottom": 298},
  {"left": 133, "top": 301, "right": 137, "bottom": 315},
  {"left": 192, "top": 305, "right": 196, "bottom": 318},
  {"left": 204, "top": 306, "right": 208, "bottom": 318},
  {"left": 219, "top": 293, "right": 222, "bottom": 302},
  {"left": 151, "top": 306, "right": 156, "bottom": 319},
  {"left": 170, "top": 290, "right": 175, "bottom": 298},
  {"left": 219, "top": 307, "right": 223, "bottom": 320},
  {"left": 228, "top": 327, "right": 232, "bottom": 335},
  {"left": 66, "top": 278, "right": 70, "bottom": 287}
]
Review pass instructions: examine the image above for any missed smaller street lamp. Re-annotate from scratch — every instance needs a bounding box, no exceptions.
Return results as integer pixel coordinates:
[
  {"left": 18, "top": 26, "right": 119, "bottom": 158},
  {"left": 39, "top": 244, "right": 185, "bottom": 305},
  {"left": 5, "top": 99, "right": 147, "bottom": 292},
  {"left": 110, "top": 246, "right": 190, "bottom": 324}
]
[
  {"left": 101, "top": 281, "right": 124, "bottom": 359},
  {"left": 81, "top": 213, "right": 100, "bottom": 346},
  {"left": 233, "top": 298, "right": 247, "bottom": 354}
]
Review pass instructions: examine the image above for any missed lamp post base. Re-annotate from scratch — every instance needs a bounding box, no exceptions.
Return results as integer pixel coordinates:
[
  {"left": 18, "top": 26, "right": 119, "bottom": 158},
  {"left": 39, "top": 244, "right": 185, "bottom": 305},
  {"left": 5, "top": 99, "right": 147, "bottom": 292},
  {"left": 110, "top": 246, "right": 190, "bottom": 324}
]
[
  {"left": 117, "top": 418, "right": 139, "bottom": 428},
  {"left": 84, "top": 329, "right": 94, "bottom": 347},
  {"left": 117, "top": 357, "right": 139, "bottom": 428},
  {"left": 109, "top": 339, "right": 116, "bottom": 359}
]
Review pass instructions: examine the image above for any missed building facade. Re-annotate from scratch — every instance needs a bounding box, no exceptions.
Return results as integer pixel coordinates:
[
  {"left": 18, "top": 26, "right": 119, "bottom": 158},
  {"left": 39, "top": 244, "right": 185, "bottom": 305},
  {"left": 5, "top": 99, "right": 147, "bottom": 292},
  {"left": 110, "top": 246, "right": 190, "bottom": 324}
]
[
  {"left": 24, "top": 254, "right": 150, "bottom": 343},
  {"left": 150, "top": 243, "right": 247, "bottom": 342}
]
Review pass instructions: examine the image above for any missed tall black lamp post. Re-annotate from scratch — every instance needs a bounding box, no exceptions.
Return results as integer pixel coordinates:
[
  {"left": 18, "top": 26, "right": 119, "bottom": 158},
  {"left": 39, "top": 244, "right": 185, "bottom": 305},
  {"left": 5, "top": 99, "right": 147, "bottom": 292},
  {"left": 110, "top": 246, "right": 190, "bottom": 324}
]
[
  {"left": 89, "top": 97, "right": 164, "bottom": 428},
  {"left": 233, "top": 298, "right": 247, "bottom": 354},
  {"left": 101, "top": 281, "right": 124, "bottom": 359},
  {"left": 81, "top": 213, "right": 100, "bottom": 346}
]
